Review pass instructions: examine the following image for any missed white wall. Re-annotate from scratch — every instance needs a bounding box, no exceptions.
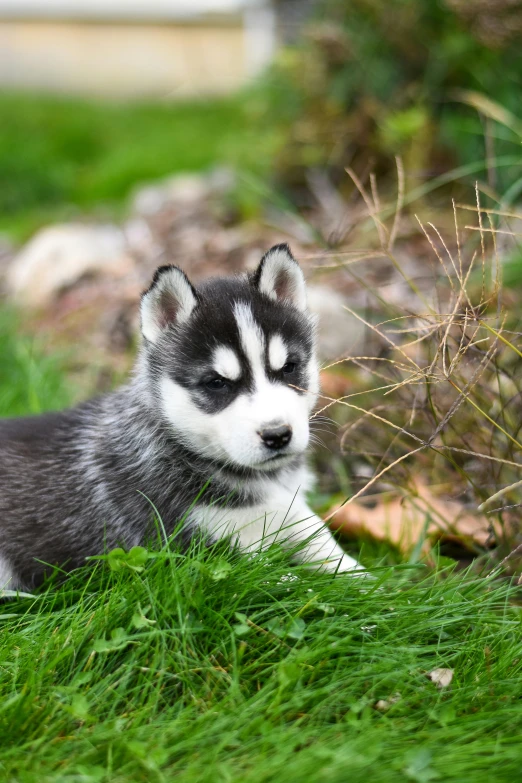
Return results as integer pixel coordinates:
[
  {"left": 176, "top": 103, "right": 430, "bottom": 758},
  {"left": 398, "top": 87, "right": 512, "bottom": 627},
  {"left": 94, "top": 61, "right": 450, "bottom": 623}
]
[
  {"left": 0, "top": 1, "right": 276, "bottom": 97},
  {"left": 0, "top": 0, "right": 259, "bottom": 20}
]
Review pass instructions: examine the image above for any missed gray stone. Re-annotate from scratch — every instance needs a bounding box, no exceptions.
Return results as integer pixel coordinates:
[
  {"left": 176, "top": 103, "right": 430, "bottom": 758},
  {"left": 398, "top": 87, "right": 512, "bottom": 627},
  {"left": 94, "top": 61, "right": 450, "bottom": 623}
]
[
  {"left": 307, "top": 284, "right": 365, "bottom": 362},
  {"left": 6, "top": 224, "right": 134, "bottom": 308},
  {"left": 132, "top": 167, "right": 236, "bottom": 217}
]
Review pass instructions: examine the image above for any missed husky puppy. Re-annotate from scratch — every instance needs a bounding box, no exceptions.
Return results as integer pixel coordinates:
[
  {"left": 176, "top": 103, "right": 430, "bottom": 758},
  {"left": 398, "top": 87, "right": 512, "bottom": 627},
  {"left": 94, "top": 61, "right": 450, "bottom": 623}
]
[{"left": 0, "top": 244, "right": 362, "bottom": 590}]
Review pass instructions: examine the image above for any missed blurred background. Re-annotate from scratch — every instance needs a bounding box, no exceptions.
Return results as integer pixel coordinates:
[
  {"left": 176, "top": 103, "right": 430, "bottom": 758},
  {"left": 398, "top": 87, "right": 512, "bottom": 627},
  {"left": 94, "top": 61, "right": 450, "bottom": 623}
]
[{"left": 1, "top": 0, "right": 522, "bottom": 566}]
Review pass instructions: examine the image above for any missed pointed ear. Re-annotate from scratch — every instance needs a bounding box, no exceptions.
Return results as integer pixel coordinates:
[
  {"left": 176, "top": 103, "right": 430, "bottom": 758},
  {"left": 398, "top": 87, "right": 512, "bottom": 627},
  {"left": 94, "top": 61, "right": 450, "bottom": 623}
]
[
  {"left": 140, "top": 265, "right": 198, "bottom": 344},
  {"left": 254, "top": 244, "right": 307, "bottom": 311}
]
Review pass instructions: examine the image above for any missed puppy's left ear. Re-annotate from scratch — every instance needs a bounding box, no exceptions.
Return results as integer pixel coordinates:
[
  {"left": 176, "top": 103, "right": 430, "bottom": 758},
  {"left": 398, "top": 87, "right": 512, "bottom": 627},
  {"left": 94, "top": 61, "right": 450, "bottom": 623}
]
[{"left": 254, "top": 244, "right": 307, "bottom": 312}]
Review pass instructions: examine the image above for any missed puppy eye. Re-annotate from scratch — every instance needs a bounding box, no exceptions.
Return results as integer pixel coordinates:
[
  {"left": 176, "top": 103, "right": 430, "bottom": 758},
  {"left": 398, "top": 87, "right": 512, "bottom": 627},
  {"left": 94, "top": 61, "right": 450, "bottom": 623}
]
[
  {"left": 205, "top": 377, "right": 228, "bottom": 391},
  {"left": 282, "top": 362, "right": 297, "bottom": 375}
]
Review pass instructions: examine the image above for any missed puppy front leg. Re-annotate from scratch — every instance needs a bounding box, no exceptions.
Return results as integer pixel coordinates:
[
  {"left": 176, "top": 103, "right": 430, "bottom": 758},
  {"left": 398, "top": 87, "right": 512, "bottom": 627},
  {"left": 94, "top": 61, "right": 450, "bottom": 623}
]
[{"left": 281, "top": 508, "right": 363, "bottom": 573}]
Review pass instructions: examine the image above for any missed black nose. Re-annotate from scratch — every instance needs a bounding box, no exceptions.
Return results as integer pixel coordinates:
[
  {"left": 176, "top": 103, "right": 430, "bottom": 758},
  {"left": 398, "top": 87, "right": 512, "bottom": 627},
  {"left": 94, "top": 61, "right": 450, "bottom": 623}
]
[{"left": 259, "top": 424, "right": 292, "bottom": 450}]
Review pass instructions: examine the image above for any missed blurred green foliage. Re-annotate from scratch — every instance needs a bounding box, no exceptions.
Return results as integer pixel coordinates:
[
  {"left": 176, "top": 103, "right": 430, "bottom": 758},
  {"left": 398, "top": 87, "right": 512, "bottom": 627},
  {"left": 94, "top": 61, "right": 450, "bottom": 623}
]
[
  {"left": 255, "top": 0, "right": 522, "bottom": 199},
  {"left": 1, "top": 2, "right": 521, "bottom": 239},
  {"left": 502, "top": 248, "right": 522, "bottom": 288},
  {"left": 0, "top": 94, "right": 252, "bottom": 239},
  {"left": 0, "top": 308, "right": 73, "bottom": 417}
]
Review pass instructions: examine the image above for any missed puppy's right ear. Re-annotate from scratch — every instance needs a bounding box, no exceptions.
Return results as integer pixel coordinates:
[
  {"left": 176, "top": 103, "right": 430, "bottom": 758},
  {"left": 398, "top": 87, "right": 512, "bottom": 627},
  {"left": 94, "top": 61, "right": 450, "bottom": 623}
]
[{"left": 140, "top": 265, "right": 198, "bottom": 344}]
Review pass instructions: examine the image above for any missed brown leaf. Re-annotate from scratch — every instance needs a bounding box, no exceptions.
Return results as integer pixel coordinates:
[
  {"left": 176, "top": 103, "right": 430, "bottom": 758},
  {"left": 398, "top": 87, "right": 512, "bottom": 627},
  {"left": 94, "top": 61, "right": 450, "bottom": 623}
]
[
  {"left": 328, "top": 479, "right": 496, "bottom": 556},
  {"left": 319, "top": 370, "right": 353, "bottom": 399}
]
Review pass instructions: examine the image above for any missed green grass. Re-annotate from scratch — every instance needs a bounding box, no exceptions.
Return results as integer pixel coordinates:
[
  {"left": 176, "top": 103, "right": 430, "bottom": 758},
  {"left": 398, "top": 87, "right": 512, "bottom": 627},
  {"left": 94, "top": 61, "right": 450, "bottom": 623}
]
[
  {"left": 0, "top": 307, "right": 74, "bottom": 417},
  {"left": 3, "top": 550, "right": 522, "bottom": 782},
  {"left": 2, "top": 314, "right": 522, "bottom": 782},
  {"left": 0, "top": 92, "right": 255, "bottom": 240}
]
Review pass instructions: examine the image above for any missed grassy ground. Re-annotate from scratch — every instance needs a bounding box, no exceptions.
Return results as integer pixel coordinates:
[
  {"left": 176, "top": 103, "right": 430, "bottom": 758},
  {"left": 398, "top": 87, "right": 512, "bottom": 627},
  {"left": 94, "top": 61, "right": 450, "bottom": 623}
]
[
  {"left": 1, "top": 276, "right": 522, "bottom": 782},
  {"left": 0, "top": 93, "right": 256, "bottom": 240}
]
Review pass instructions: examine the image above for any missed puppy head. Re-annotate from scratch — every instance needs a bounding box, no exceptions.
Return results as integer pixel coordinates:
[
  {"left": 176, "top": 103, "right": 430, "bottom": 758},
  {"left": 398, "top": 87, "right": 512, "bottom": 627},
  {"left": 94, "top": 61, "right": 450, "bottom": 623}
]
[{"left": 140, "top": 245, "right": 319, "bottom": 472}]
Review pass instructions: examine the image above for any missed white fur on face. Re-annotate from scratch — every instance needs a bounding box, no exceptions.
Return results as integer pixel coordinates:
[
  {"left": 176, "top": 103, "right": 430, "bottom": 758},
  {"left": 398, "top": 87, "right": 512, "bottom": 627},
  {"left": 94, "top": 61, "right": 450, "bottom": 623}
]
[
  {"left": 213, "top": 345, "right": 241, "bottom": 381},
  {"left": 159, "top": 304, "right": 314, "bottom": 470},
  {"left": 268, "top": 333, "right": 288, "bottom": 372},
  {"left": 159, "top": 372, "right": 311, "bottom": 470},
  {"left": 234, "top": 302, "right": 265, "bottom": 379}
]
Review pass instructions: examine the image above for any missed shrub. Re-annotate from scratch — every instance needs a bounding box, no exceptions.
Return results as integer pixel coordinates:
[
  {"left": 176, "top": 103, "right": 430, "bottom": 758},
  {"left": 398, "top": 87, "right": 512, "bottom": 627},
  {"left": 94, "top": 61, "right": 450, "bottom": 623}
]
[{"left": 257, "top": 0, "right": 522, "bottom": 199}]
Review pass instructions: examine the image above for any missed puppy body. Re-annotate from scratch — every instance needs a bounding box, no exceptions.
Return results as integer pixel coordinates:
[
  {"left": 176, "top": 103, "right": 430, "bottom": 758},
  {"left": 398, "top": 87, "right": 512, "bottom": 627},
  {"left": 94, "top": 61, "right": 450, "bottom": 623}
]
[{"left": 0, "top": 246, "right": 361, "bottom": 589}]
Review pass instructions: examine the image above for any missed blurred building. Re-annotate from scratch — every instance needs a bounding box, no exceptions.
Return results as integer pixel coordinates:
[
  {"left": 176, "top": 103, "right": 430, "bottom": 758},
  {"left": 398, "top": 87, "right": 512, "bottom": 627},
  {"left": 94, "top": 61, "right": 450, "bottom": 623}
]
[{"left": 0, "top": 0, "right": 277, "bottom": 97}]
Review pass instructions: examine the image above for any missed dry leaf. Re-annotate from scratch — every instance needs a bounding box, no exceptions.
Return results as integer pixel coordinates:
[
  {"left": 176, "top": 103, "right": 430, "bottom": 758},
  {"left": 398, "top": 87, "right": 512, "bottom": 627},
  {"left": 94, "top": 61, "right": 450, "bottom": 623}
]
[
  {"left": 329, "top": 479, "right": 497, "bottom": 556},
  {"left": 428, "top": 668, "right": 454, "bottom": 689},
  {"left": 319, "top": 370, "right": 353, "bottom": 398}
]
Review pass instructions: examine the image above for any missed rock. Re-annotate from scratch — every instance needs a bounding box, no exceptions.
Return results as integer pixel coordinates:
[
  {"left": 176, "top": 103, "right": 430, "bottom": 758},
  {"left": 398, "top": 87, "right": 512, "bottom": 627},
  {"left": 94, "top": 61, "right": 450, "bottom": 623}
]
[
  {"left": 133, "top": 175, "right": 208, "bottom": 216},
  {"left": 132, "top": 167, "right": 236, "bottom": 217},
  {"left": 307, "top": 284, "right": 365, "bottom": 361},
  {"left": 6, "top": 224, "right": 134, "bottom": 308},
  {"left": 123, "top": 218, "right": 160, "bottom": 259}
]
